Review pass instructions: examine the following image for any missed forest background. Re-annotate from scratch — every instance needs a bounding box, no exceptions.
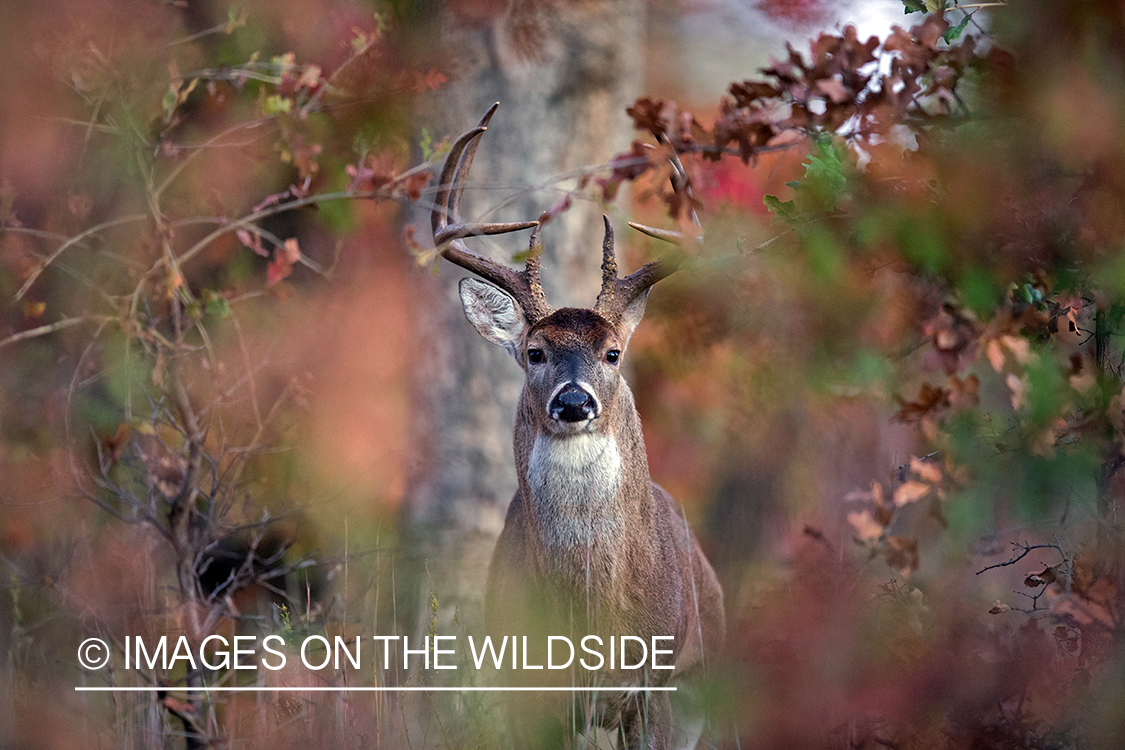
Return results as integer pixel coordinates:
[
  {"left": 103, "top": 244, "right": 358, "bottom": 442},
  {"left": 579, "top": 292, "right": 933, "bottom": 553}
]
[{"left": 2, "top": 0, "right": 1125, "bottom": 748}]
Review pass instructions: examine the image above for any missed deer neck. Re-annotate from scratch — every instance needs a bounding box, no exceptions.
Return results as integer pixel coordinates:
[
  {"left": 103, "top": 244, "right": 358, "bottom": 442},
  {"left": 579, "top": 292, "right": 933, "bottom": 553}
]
[{"left": 515, "top": 386, "right": 653, "bottom": 577}]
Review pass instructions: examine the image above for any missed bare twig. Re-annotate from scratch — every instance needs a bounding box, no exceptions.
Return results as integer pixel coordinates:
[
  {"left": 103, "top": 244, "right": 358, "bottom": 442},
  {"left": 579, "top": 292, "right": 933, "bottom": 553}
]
[
  {"left": 976, "top": 541, "right": 1065, "bottom": 576},
  {"left": 15, "top": 214, "right": 147, "bottom": 301},
  {"left": 0, "top": 316, "right": 110, "bottom": 351}
]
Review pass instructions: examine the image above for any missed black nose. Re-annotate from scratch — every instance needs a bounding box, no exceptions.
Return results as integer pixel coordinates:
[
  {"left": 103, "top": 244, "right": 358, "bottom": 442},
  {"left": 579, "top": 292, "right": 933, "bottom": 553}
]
[{"left": 550, "top": 384, "right": 596, "bottom": 423}]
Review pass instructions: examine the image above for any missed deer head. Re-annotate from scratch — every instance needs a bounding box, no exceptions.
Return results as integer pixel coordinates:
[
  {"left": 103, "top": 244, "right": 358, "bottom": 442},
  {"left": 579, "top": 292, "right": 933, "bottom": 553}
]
[{"left": 432, "top": 103, "right": 686, "bottom": 437}]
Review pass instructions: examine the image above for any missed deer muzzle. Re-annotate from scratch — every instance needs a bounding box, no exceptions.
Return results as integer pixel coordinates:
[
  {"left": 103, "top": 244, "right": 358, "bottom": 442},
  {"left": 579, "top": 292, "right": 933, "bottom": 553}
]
[{"left": 549, "top": 383, "right": 599, "bottom": 424}]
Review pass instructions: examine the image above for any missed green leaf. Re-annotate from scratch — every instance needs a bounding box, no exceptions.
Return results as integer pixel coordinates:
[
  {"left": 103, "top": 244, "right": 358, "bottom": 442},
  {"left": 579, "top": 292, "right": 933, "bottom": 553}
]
[
  {"left": 1020, "top": 283, "right": 1044, "bottom": 306},
  {"left": 205, "top": 296, "right": 232, "bottom": 320},
  {"left": 959, "top": 269, "right": 999, "bottom": 316},
  {"left": 225, "top": 5, "right": 248, "bottom": 34},
  {"left": 798, "top": 137, "right": 849, "bottom": 207},
  {"left": 763, "top": 194, "right": 798, "bottom": 226},
  {"left": 263, "top": 94, "right": 292, "bottom": 115},
  {"left": 943, "top": 13, "right": 971, "bottom": 43},
  {"left": 901, "top": 0, "right": 927, "bottom": 13},
  {"left": 803, "top": 224, "right": 845, "bottom": 282},
  {"left": 162, "top": 85, "right": 178, "bottom": 119}
]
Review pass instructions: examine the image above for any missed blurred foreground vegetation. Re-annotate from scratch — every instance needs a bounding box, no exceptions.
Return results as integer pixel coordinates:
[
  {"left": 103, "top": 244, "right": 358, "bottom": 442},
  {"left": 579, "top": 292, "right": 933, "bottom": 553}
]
[{"left": 3, "top": 0, "right": 1125, "bottom": 748}]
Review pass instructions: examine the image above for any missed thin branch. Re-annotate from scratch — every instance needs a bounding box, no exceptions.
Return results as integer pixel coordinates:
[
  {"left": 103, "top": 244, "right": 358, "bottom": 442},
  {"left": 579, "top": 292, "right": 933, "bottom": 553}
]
[
  {"left": 154, "top": 117, "right": 276, "bottom": 199},
  {"left": 14, "top": 215, "right": 148, "bottom": 301},
  {"left": 976, "top": 541, "right": 1065, "bottom": 575},
  {"left": 0, "top": 316, "right": 110, "bottom": 351}
]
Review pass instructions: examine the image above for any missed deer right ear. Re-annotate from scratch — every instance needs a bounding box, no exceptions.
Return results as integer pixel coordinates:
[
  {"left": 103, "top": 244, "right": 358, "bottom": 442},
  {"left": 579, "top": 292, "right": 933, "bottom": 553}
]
[{"left": 458, "top": 277, "right": 528, "bottom": 358}]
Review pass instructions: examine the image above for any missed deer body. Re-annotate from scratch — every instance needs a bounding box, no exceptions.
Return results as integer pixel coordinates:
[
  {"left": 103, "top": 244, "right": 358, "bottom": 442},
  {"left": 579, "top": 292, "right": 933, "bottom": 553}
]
[{"left": 433, "top": 105, "right": 724, "bottom": 749}]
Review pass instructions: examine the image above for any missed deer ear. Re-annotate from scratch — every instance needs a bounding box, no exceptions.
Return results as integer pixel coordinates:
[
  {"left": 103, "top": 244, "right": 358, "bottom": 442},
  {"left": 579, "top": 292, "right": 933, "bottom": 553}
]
[
  {"left": 618, "top": 289, "right": 649, "bottom": 348},
  {"left": 459, "top": 277, "right": 527, "bottom": 357}
]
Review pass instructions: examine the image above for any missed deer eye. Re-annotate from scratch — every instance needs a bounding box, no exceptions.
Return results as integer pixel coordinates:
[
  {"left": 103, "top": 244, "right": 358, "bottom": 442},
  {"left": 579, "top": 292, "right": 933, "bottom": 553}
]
[
  {"left": 527, "top": 348, "right": 544, "bottom": 364},
  {"left": 605, "top": 350, "right": 620, "bottom": 365}
]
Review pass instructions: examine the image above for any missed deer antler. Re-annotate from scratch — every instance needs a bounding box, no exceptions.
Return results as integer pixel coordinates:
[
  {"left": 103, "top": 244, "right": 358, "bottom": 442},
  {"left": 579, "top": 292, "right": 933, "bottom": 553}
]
[
  {"left": 594, "top": 217, "right": 686, "bottom": 320},
  {"left": 596, "top": 135, "right": 702, "bottom": 321},
  {"left": 431, "top": 103, "right": 551, "bottom": 323}
]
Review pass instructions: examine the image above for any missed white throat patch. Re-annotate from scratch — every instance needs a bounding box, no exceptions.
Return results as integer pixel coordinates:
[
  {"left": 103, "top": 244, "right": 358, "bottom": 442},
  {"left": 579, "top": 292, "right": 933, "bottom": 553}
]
[{"left": 527, "top": 432, "right": 623, "bottom": 551}]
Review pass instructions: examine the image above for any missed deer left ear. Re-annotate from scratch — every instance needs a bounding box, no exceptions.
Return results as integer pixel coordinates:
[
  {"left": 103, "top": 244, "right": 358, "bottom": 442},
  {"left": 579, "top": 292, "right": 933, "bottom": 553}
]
[
  {"left": 618, "top": 289, "right": 649, "bottom": 348},
  {"left": 459, "top": 277, "right": 527, "bottom": 358}
]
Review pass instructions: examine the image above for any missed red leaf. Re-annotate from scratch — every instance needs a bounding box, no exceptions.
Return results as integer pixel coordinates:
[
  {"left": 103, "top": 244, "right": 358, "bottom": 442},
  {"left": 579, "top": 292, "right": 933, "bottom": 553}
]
[{"left": 267, "top": 238, "right": 301, "bottom": 286}]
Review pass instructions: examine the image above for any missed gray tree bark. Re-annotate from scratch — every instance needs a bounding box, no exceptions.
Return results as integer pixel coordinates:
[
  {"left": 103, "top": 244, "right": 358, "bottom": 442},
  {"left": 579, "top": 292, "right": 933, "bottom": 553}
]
[{"left": 402, "top": 0, "right": 642, "bottom": 650}]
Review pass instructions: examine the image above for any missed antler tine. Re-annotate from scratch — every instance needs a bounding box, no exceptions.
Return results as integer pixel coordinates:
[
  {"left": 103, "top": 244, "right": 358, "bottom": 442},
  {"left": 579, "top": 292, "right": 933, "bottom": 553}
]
[
  {"left": 525, "top": 221, "right": 545, "bottom": 296},
  {"left": 594, "top": 216, "right": 618, "bottom": 312},
  {"left": 430, "top": 105, "right": 551, "bottom": 322},
  {"left": 432, "top": 107, "right": 537, "bottom": 242},
  {"left": 596, "top": 136, "right": 705, "bottom": 319},
  {"left": 626, "top": 222, "right": 695, "bottom": 246},
  {"left": 595, "top": 214, "right": 687, "bottom": 319},
  {"left": 623, "top": 131, "right": 705, "bottom": 249},
  {"left": 595, "top": 224, "right": 686, "bottom": 319},
  {"left": 613, "top": 255, "right": 686, "bottom": 308},
  {"left": 445, "top": 103, "right": 497, "bottom": 228}
]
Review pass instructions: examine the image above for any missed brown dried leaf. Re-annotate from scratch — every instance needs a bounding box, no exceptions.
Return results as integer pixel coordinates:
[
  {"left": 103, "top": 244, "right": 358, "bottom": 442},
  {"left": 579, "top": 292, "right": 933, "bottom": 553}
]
[
  {"left": 1007, "top": 373, "right": 1028, "bottom": 411},
  {"left": 949, "top": 374, "right": 980, "bottom": 408},
  {"left": 729, "top": 80, "right": 781, "bottom": 106},
  {"left": 236, "top": 227, "right": 268, "bottom": 257},
  {"left": 986, "top": 339, "right": 1005, "bottom": 372},
  {"left": 894, "top": 382, "right": 950, "bottom": 422},
  {"left": 1023, "top": 565, "right": 1060, "bottom": 589},
  {"left": 871, "top": 480, "right": 886, "bottom": 507},
  {"left": 267, "top": 238, "right": 301, "bottom": 286},
  {"left": 104, "top": 423, "right": 130, "bottom": 465},
  {"left": 893, "top": 480, "right": 931, "bottom": 507},
  {"left": 885, "top": 536, "right": 919, "bottom": 573},
  {"left": 910, "top": 457, "right": 942, "bottom": 484},
  {"left": 847, "top": 510, "right": 883, "bottom": 542}
]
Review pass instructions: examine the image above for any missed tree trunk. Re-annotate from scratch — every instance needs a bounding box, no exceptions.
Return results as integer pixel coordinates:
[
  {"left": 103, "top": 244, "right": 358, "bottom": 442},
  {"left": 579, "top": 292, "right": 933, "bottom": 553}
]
[{"left": 401, "top": 0, "right": 641, "bottom": 654}]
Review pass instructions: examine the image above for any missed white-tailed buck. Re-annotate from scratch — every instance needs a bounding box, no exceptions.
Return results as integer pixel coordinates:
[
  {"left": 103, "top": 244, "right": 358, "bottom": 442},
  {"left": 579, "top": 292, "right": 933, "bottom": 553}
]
[{"left": 432, "top": 104, "right": 724, "bottom": 750}]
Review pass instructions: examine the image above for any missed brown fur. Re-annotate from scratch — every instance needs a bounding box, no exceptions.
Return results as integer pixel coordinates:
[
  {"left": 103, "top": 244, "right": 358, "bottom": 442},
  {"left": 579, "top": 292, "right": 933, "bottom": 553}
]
[{"left": 468, "top": 300, "right": 725, "bottom": 749}]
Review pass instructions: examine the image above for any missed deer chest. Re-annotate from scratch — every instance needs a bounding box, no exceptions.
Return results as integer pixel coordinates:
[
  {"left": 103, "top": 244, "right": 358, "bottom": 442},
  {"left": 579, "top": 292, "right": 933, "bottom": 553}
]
[{"left": 526, "top": 432, "right": 625, "bottom": 560}]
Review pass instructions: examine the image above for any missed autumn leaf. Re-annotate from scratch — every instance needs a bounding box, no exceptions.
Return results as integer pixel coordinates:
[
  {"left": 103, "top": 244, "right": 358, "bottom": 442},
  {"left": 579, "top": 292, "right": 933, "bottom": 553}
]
[
  {"left": 236, "top": 228, "right": 268, "bottom": 257},
  {"left": 894, "top": 382, "right": 950, "bottom": 422},
  {"left": 267, "top": 238, "right": 301, "bottom": 286},
  {"left": 162, "top": 695, "right": 197, "bottom": 717},
  {"left": 541, "top": 194, "right": 573, "bottom": 222},
  {"left": 400, "top": 169, "right": 433, "bottom": 202},
  {"left": 986, "top": 339, "right": 1005, "bottom": 372},
  {"left": 1002, "top": 334, "right": 1031, "bottom": 364},
  {"left": 871, "top": 480, "right": 886, "bottom": 508},
  {"left": 22, "top": 300, "right": 45, "bottom": 320},
  {"left": 949, "top": 374, "right": 980, "bottom": 408},
  {"left": 729, "top": 80, "right": 781, "bottom": 105},
  {"left": 893, "top": 480, "right": 931, "bottom": 507},
  {"left": 989, "top": 600, "right": 1011, "bottom": 615},
  {"left": 1024, "top": 565, "right": 1058, "bottom": 588},
  {"left": 1006, "top": 373, "right": 1028, "bottom": 411},
  {"left": 103, "top": 423, "right": 131, "bottom": 465},
  {"left": 847, "top": 509, "right": 883, "bottom": 542},
  {"left": 910, "top": 456, "right": 942, "bottom": 484},
  {"left": 885, "top": 536, "right": 920, "bottom": 574}
]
